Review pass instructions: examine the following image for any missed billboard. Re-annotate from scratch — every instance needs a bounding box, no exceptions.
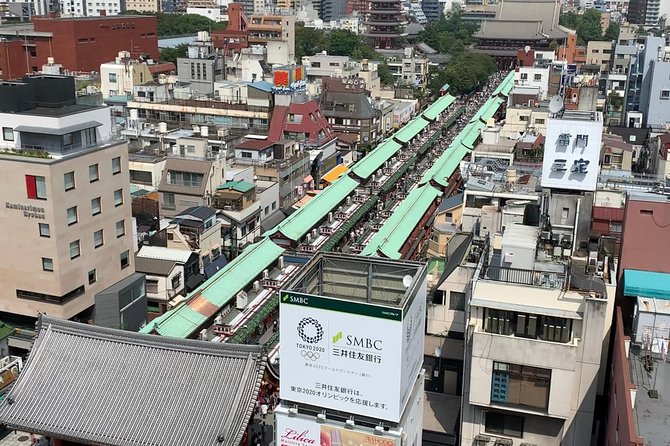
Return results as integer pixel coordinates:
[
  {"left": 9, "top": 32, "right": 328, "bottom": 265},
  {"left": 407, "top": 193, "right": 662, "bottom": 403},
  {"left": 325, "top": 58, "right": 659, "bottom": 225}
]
[
  {"left": 279, "top": 288, "right": 425, "bottom": 422},
  {"left": 275, "top": 411, "right": 399, "bottom": 446},
  {"left": 541, "top": 114, "right": 603, "bottom": 192},
  {"left": 273, "top": 65, "right": 306, "bottom": 94}
]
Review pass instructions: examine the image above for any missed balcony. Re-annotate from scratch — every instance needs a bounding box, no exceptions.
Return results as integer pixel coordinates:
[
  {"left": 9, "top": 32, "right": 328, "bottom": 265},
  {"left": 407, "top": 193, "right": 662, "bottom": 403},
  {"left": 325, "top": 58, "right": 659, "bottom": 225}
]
[
  {"left": 481, "top": 264, "right": 567, "bottom": 289},
  {"left": 1, "top": 137, "right": 124, "bottom": 161}
]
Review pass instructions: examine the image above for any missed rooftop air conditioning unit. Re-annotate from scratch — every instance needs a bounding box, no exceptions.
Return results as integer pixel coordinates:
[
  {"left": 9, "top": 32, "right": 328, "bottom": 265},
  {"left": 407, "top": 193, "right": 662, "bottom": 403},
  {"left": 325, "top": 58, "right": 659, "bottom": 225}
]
[
  {"left": 494, "top": 439, "right": 513, "bottom": 446},
  {"left": 473, "top": 435, "right": 490, "bottom": 445}
]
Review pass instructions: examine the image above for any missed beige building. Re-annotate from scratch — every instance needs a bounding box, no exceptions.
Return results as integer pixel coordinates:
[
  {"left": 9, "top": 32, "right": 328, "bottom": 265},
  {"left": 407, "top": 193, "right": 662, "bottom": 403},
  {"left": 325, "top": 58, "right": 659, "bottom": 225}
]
[
  {"left": 0, "top": 141, "right": 137, "bottom": 320},
  {"left": 247, "top": 14, "right": 296, "bottom": 65},
  {"left": 100, "top": 51, "right": 153, "bottom": 99},
  {"left": 586, "top": 41, "right": 613, "bottom": 74},
  {"left": 124, "top": 0, "right": 161, "bottom": 12},
  {"left": 501, "top": 105, "right": 549, "bottom": 139},
  {"left": 0, "top": 76, "right": 141, "bottom": 323},
  {"left": 427, "top": 193, "right": 463, "bottom": 258}
]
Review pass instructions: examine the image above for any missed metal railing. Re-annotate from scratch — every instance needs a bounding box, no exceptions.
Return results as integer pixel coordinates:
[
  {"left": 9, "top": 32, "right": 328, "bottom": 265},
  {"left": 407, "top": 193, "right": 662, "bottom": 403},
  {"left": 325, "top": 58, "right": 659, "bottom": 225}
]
[
  {"left": 18, "top": 136, "right": 124, "bottom": 158},
  {"left": 481, "top": 265, "right": 567, "bottom": 289}
]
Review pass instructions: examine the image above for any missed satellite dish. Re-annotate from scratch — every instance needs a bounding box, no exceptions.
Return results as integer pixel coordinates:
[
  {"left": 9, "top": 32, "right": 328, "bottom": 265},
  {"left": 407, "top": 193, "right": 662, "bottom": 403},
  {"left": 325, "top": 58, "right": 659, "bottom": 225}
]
[
  {"left": 524, "top": 45, "right": 531, "bottom": 54},
  {"left": 548, "top": 95, "right": 564, "bottom": 115},
  {"left": 402, "top": 275, "right": 413, "bottom": 289}
]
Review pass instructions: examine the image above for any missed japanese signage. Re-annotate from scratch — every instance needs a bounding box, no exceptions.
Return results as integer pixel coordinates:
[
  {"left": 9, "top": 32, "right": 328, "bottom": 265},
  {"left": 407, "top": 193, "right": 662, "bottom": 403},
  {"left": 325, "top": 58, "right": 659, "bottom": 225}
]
[
  {"left": 279, "top": 288, "right": 425, "bottom": 422},
  {"left": 273, "top": 65, "right": 307, "bottom": 94},
  {"left": 275, "top": 412, "right": 399, "bottom": 446},
  {"left": 5, "top": 202, "right": 45, "bottom": 219},
  {"left": 541, "top": 115, "right": 602, "bottom": 191}
]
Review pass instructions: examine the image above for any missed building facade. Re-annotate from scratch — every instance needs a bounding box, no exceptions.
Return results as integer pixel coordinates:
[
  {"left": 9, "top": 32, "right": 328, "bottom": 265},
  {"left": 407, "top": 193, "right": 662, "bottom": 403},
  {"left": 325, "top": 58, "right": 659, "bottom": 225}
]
[{"left": 0, "top": 76, "right": 139, "bottom": 321}]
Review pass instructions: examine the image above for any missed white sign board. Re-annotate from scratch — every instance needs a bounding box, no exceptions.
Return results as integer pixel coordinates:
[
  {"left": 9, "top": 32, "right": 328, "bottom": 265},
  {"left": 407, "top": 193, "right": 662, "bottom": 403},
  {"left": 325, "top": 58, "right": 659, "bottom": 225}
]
[
  {"left": 541, "top": 114, "right": 603, "bottom": 192},
  {"left": 279, "top": 288, "right": 425, "bottom": 422},
  {"left": 275, "top": 411, "right": 399, "bottom": 446}
]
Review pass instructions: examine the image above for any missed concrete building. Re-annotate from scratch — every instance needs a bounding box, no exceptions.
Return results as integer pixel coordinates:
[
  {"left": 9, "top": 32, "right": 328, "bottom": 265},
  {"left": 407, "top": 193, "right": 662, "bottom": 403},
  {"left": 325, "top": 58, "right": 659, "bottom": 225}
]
[
  {"left": 177, "top": 32, "right": 225, "bottom": 96},
  {"left": 247, "top": 13, "right": 296, "bottom": 65},
  {"left": 319, "top": 76, "right": 381, "bottom": 148},
  {"left": 600, "top": 134, "right": 633, "bottom": 171},
  {"left": 515, "top": 66, "right": 550, "bottom": 100},
  {"left": 212, "top": 180, "right": 261, "bottom": 257},
  {"left": 0, "top": 76, "right": 141, "bottom": 322},
  {"left": 585, "top": 40, "right": 613, "bottom": 75},
  {"left": 638, "top": 43, "right": 670, "bottom": 130},
  {"left": 385, "top": 47, "right": 430, "bottom": 87},
  {"left": 165, "top": 206, "right": 224, "bottom": 270},
  {"left": 58, "top": 0, "right": 123, "bottom": 16},
  {"left": 426, "top": 193, "right": 464, "bottom": 258},
  {"left": 653, "top": 133, "right": 670, "bottom": 179},
  {"left": 100, "top": 51, "right": 153, "bottom": 99},
  {"left": 460, "top": 224, "right": 614, "bottom": 446},
  {"left": 0, "top": 16, "right": 159, "bottom": 78},
  {"left": 125, "top": 0, "right": 161, "bottom": 12},
  {"left": 627, "top": 0, "right": 661, "bottom": 25},
  {"left": 301, "top": 53, "right": 361, "bottom": 95}
]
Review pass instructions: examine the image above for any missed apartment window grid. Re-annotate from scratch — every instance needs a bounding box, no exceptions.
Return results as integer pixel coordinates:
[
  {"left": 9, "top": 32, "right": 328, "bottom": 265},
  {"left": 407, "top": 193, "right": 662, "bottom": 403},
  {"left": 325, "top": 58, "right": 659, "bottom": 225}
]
[
  {"left": 116, "top": 220, "right": 125, "bottom": 237},
  {"left": 113, "top": 189, "right": 124, "bottom": 206},
  {"left": 89, "top": 164, "right": 99, "bottom": 182},
  {"left": 484, "top": 308, "right": 572, "bottom": 343},
  {"left": 39, "top": 223, "right": 50, "bottom": 238},
  {"left": 64, "top": 171, "right": 75, "bottom": 191},
  {"left": 67, "top": 206, "right": 78, "bottom": 226},
  {"left": 491, "top": 362, "right": 551, "bottom": 409},
  {"left": 94, "top": 229, "right": 104, "bottom": 248},
  {"left": 69, "top": 240, "right": 80, "bottom": 260},
  {"left": 26, "top": 175, "right": 47, "bottom": 200},
  {"left": 112, "top": 157, "right": 121, "bottom": 175}
]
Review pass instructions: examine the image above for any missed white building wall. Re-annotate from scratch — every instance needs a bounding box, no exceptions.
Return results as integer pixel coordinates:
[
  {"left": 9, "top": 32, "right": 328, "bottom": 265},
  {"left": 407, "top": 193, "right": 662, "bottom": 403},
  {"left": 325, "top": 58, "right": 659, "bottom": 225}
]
[{"left": 515, "top": 67, "right": 550, "bottom": 100}]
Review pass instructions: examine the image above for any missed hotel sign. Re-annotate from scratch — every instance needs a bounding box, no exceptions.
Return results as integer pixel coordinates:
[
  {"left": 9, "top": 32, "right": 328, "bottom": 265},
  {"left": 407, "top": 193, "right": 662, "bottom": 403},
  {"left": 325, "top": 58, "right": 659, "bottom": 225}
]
[{"left": 6, "top": 202, "right": 45, "bottom": 219}]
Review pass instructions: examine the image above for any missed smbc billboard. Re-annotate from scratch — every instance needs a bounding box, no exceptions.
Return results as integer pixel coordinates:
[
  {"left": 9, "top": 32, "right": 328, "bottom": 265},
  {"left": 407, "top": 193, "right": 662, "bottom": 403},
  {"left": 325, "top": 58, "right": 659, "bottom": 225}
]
[{"left": 279, "top": 288, "right": 425, "bottom": 422}]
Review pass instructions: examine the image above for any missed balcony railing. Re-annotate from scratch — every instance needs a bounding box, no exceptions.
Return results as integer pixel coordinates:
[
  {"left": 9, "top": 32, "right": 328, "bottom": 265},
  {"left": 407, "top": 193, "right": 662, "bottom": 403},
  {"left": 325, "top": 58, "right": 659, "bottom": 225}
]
[
  {"left": 481, "top": 265, "right": 566, "bottom": 289},
  {"left": 13, "top": 136, "right": 124, "bottom": 159}
]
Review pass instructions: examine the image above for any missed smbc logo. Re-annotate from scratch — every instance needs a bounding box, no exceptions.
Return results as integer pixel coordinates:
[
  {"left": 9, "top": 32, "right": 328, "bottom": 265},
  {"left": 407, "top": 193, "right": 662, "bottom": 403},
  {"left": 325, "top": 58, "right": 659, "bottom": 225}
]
[{"left": 332, "top": 330, "right": 382, "bottom": 350}]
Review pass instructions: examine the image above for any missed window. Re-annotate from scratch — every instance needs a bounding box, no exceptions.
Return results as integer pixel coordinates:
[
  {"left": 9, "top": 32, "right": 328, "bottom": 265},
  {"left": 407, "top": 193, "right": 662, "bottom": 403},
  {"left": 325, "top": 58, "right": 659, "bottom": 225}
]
[
  {"left": 162, "top": 193, "right": 175, "bottom": 210},
  {"left": 520, "top": 73, "right": 528, "bottom": 80},
  {"left": 561, "top": 207, "right": 570, "bottom": 220},
  {"left": 64, "top": 171, "right": 75, "bottom": 191},
  {"left": 84, "top": 127, "right": 96, "bottom": 146},
  {"left": 39, "top": 223, "right": 50, "bottom": 238},
  {"left": 146, "top": 279, "right": 159, "bottom": 294},
  {"left": 25, "top": 175, "right": 47, "bottom": 200},
  {"left": 241, "top": 151, "right": 253, "bottom": 158},
  {"left": 63, "top": 133, "right": 73, "bottom": 147},
  {"left": 432, "top": 291, "right": 444, "bottom": 305},
  {"left": 42, "top": 257, "right": 53, "bottom": 272},
  {"left": 113, "top": 189, "right": 124, "bottom": 206},
  {"left": 534, "top": 73, "right": 542, "bottom": 81},
  {"left": 484, "top": 309, "right": 514, "bottom": 335},
  {"left": 120, "top": 250, "right": 130, "bottom": 269},
  {"left": 272, "top": 202, "right": 277, "bottom": 211},
  {"left": 514, "top": 313, "right": 538, "bottom": 338},
  {"left": 167, "top": 171, "right": 203, "bottom": 187},
  {"left": 108, "top": 73, "right": 117, "bottom": 83},
  {"left": 3, "top": 127, "right": 14, "bottom": 141},
  {"left": 449, "top": 292, "right": 465, "bottom": 311},
  {"left": 171, "top": 273, "right": 182, "bottom": 290},
  {"left": 661, "top": 90, "right": 670, "bottom": 100},
  {"left": 89, "top": 164, "right": 99, "bottom": 182},
  {"left": 519, "top": 115, "right": 529, "bottom": 122},
  {"left": 94, "top": 229, "right": 104, "bottom": 248},
  {"left": 491, "top": 362, "right": 551, "bottom": 409},
  {"left": 91, "top": 197, "right": 101, "bottom": 216},
  {"left": 129, "top": 169, "right": 153, "bottom": 186},
  {"left": 112, "top": 156, "right": 121, "bottom": 175},
  {"left": 88, "top": 269, "right": 97, "bottom": 284},
  {"left": 67, "top": 206, "right": 78, "bottom": 225},
  {"left": 534, "top": 118, "right": 545, "bottom": 125},
  {"left": 116, "top": 220, "right": 125, "bottom": 237},
  {"left": 445, "top": 212, "right": 453, "bottom": 223},
  {"left": 540, "top": 316, "right": 572, "bottom": 343},
  {"left": 484, "top": 412, "right": 524, "bottom": 438},
  {"left": 610, "top": 222, "right": 622, "bottom": 233},
  {"left": 69, "top": 240, "right": 80, "bottom": 259}
]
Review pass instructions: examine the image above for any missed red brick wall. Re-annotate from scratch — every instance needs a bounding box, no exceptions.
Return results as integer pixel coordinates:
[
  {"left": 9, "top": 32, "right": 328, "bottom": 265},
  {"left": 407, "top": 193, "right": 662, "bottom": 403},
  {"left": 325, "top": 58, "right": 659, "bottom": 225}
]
[
  {"left": 605, "top": 307, "right": 644, "bottom": 446},
  {"left": 33, "top": 16, "right": 158, "bottom": 72},
  {"left": 0, "top": 40, "right": 31, "bottom": 80}
]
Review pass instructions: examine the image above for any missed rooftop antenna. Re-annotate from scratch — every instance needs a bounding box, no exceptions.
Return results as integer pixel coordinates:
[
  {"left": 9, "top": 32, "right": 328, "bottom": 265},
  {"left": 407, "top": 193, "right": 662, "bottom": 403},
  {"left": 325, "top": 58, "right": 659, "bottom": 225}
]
[{"left": 548, "top": 95, "right": 564, "bottom": 118}]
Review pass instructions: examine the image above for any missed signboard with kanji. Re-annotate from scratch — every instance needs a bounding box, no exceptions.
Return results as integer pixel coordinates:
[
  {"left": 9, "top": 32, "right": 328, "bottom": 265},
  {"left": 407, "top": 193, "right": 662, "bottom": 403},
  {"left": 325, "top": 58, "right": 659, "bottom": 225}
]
[{"left": 279, "top": 287, "right": 425, "bottom": 422}]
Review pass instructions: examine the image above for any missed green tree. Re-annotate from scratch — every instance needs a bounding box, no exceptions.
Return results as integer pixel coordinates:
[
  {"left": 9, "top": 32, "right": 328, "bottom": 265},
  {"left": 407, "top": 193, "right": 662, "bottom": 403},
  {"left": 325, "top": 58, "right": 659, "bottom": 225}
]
[
  {"left": 294, "top": 25, "right": 327, "bottom": 61},
  {"left": 377, "top": 61, "right": 395, "bottom": 86},
  {"left": 428, "top": 52, "right": 496, "bottom": 96},
  {"left": 559, "top": 11, "right": 579, "bottom": 30},
  {"left": 417, "top": 11, "right": 477, "bottom": 55},
  {"left": 608, "top": 90, "right": 623, "bottom": 111},
  {"left": 327, "top": 29, "right": 359, "bottom": 56},
  {"left": 560, "top": 9, "right": 605, "bottom": 45},
  {"left": 604, "top": 22, "right": 620, "bottom": 41},
  {"left": 159, "top": 43, "right": 189, "bottom": 64}
]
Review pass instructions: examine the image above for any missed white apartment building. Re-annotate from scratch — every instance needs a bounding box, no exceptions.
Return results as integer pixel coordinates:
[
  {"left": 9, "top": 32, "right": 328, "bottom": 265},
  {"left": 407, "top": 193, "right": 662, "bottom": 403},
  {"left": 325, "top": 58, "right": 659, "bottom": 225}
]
[
  {"left": 514, "top": 66, "right": 550, "bottom": 100},
  {"left": 59, "top": 0, "right": 122, "bottom": 16},
  {"left": 0, "top": 76, "right": 142, "bottom": 323},
  {"left": 460, "top": 224, "right": 614, "bottom": 446},
  {"left": 100, "top": 51, "right": 153, "bottom": 99}
]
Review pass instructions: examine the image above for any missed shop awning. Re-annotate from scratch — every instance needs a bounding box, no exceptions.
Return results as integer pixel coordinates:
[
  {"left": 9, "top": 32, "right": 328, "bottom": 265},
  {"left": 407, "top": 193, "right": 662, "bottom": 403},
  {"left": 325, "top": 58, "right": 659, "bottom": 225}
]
[{"left": 321, "top": 164, "right": 348, "bottom": 183}]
